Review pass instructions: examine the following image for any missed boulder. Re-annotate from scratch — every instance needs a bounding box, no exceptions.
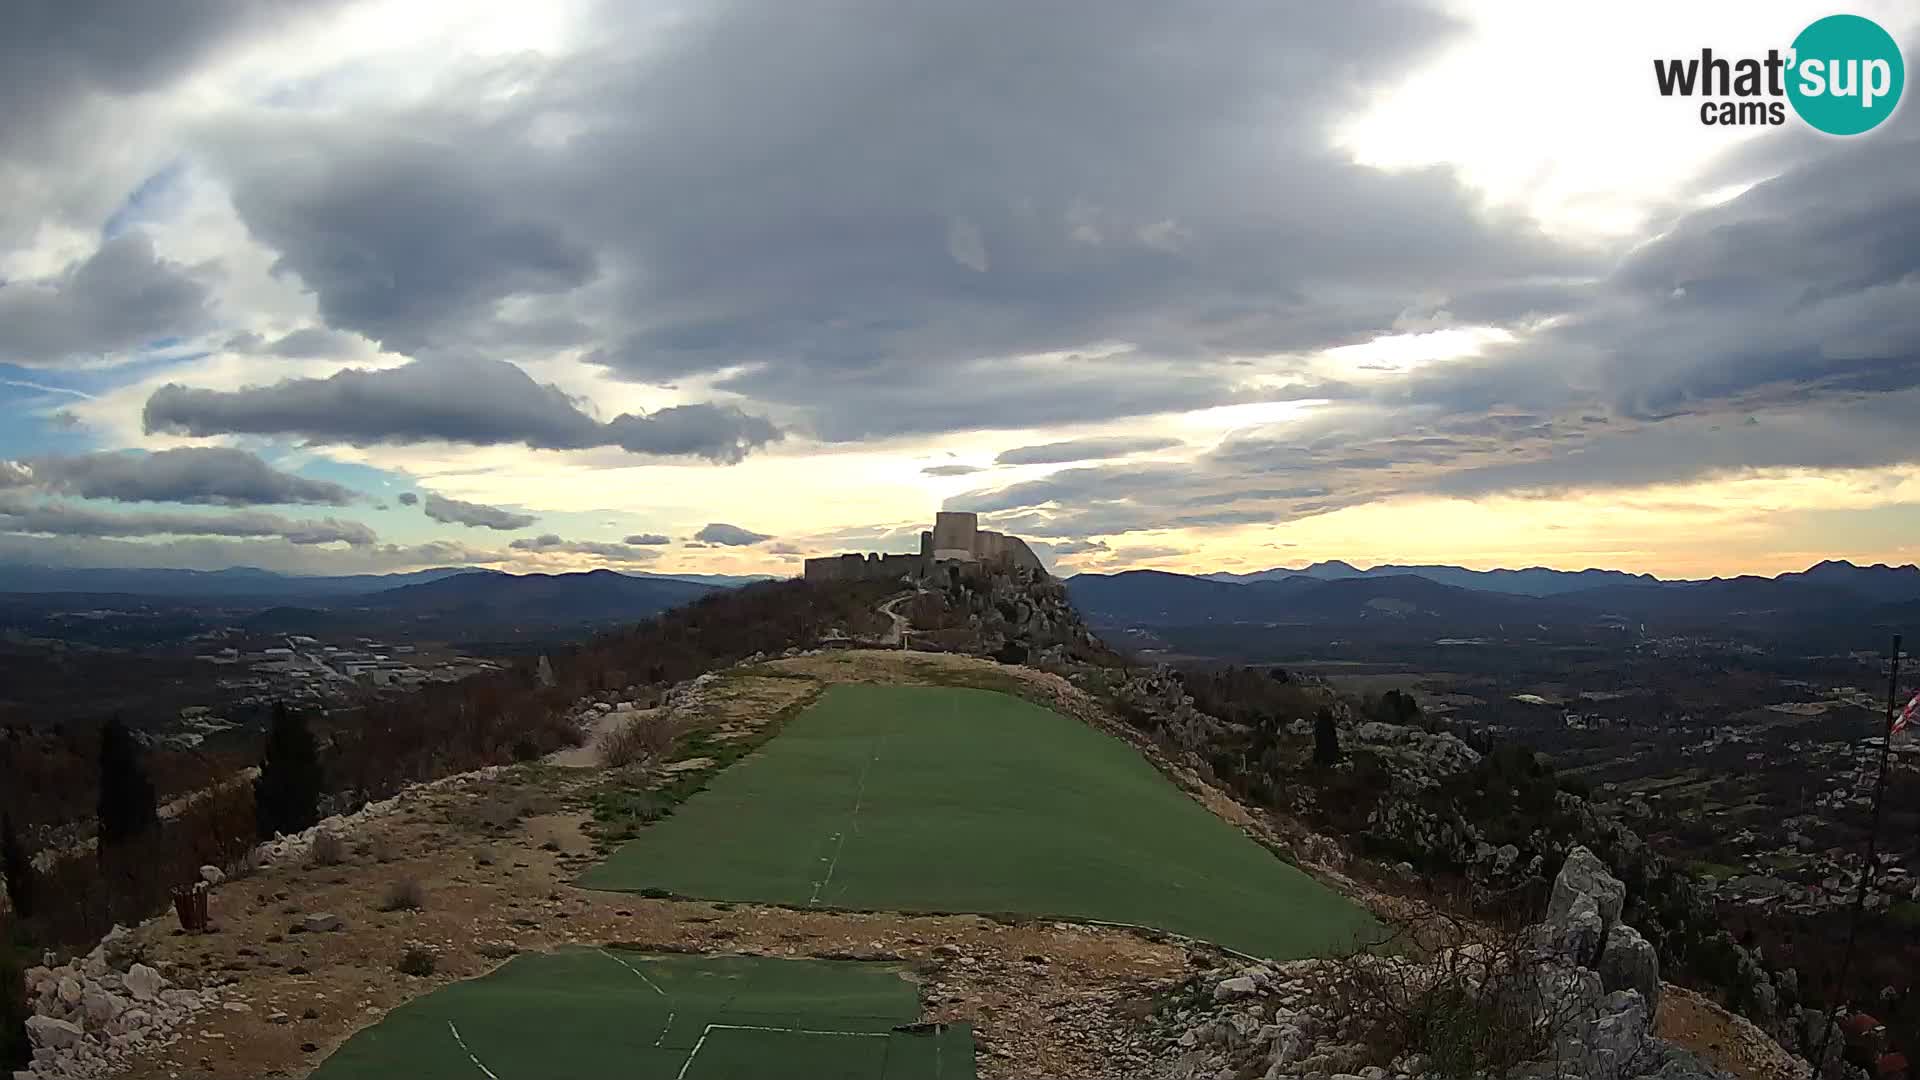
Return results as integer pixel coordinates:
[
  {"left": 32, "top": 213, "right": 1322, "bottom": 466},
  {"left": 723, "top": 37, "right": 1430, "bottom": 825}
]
[
  {"left": 81, "top": 989, "right": 127, "bottom": 1024},
  {"left": 25, "top": 1016, "right": 84, "bottom": 1050},
  {"left": 1597, "top": 923, "right": 1661, "bottom": 1016},
  {"left": 1549, "top": 846, "right": 1625, "bottom": 930},
  {"left": 297, "top": 912, "right": 345, "bottom": 933},
  {"left": 1493, "top": 843, "right": 1521, "bottom": 876},
  {"left": 123, "top": 963, "right": 165, "bottom": 1002},
  {"left": 1549, "top": 890, "right": 1605, "bottom": 964},
  {"left": 199, "top": 864, "right": 225, "bottom": 886},
  {"left": 1213, "top": 976, "right": 1259, "bottom": 1002}
]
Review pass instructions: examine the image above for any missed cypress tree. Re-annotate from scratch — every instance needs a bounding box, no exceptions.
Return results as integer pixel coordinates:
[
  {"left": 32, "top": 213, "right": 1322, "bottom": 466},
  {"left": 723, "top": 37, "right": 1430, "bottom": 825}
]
[
  {"left": 254, "top": 702, "right": 324, "bottom": 840},
  {"left": 1312, "top": 706, "right": 1342, "bottom": 767},
  {"left": 1, "top": 941, "right": 28, "bottom": 1070},
  {"left": 0, "top": 815, "right": 30, "bottom": 919},
  {"left": 96, "top": 717, "right": 159, "bottom": 849}
]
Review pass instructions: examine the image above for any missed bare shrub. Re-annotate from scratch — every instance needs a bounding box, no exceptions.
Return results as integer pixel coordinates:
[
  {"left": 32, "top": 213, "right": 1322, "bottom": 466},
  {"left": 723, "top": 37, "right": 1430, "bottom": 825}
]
[
  {"left": 396, "top": 944, "right": 436, "bottom": 976},
  {"left": 1311, "top": 904, "right": 1605, "bottom": 1080},
  {"left": 378, "top": 877, "right": 425, "bottom": 912},
  {"left": 597, "top": 711, "right": 678, "bottom": 769},
  {"left": 308, "top": 831, "right": 347, "bottom": 868}
]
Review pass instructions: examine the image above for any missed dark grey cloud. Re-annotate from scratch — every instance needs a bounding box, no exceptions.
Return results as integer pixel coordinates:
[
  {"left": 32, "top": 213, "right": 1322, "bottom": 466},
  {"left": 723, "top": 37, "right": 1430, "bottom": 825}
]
[
  {"left": 0, "top": 232, "right": 210, "bottom": 367},
  {"left": 622, "top": 533, "right": 670, "bottom": 545},
  {"left": 507, "top": 533, "right": 661, "bottom": 562},
  {"left": 0, "top": 533, "right": 498, "bottom": 575},
  {"left": 693, "top": 522, "right": 771, "bottom": 546},
  {"left": 16, "top": 447, "right": 356, "bottom": 506},
  {"left": 0, "top": 495, "right": 375, "bottom": 546},
  {"left": 199, "top": 0, "right": 1587, "bottom": 440},
  {"left": 995, "top": 435, "right": 1183, "bottom": 466},
  {"left": 141, "top": 356, "right": 782, "bottom": 463},
  {"left": 0, "top": 1, "right": 351, "bottom": 247},
  {"left": 396, "top": 492, "right": 419, "bottom": 506},
  {"left": 210, "top": 127, "right": 596, "bottom": 352},
  {"left": 2, "top": 1, "right": 338, "bottom": 122},
  {"left": 421, "top": 492, "right": 536, "bottom": 530},
  {"left": 922, "top": 464, "right": 984, "bottom": 477}
]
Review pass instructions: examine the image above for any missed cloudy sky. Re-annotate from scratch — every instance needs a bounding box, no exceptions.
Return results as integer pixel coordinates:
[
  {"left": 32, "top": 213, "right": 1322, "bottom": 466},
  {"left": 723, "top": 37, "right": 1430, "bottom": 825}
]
[{"left": 4, "top": 0, "right": 1919, "bottom": 580}]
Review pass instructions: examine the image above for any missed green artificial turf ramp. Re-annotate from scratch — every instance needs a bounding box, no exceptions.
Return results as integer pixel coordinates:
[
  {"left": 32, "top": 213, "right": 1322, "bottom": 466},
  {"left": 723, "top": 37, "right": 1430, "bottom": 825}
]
[
  {"left": 581, "top": 684, "right": 1376, "bottom": 958},
  {"left": 309, "top": 948, "right": 974, "bottom": 1079}
]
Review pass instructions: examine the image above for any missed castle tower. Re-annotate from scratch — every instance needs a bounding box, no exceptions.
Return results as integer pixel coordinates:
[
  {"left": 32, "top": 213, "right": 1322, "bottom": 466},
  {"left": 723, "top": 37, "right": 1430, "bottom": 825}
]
[{"left": 931, "top": 511, "right": 979, "bottom": 562}]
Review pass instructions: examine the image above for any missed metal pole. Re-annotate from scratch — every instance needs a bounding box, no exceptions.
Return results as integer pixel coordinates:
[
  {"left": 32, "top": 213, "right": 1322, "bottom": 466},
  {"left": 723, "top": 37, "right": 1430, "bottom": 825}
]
[{"left": 1811, "top": 633, "right": 1900, "bottom": 1076}]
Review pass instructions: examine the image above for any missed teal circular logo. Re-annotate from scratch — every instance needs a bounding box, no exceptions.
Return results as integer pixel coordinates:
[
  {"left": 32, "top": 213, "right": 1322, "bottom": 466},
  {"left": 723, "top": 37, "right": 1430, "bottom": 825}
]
[{"left": 1787, "top": 14, "right": 1904, "bottom": 135}]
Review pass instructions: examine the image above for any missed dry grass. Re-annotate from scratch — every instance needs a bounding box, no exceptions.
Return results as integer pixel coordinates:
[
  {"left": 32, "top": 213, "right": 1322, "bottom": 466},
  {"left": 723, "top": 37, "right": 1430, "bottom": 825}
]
[
  {"left": 377, "top": 877, "right": 425, "bottom": 913},
  {"left": 395, "top": 944, "right": 436, "bottom": 976},
  {"left": 308, "top": 832, "right": 347, "bottom": 868},
  {"left": 597, "top": 711, "right": 679, "bottom": 769}
]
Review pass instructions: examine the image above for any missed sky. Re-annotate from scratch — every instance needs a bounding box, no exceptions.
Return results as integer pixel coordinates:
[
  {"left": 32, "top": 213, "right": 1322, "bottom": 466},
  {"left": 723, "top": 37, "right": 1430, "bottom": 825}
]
[{"left": 4, "top": 0, "right": 1920, "bottom": 580}]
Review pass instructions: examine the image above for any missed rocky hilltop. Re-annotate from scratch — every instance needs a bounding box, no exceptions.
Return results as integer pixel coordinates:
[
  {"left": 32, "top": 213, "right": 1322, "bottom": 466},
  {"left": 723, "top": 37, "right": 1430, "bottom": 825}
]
[{"left": 4, "top": 571, "right": 1835, "bottom": 1080}]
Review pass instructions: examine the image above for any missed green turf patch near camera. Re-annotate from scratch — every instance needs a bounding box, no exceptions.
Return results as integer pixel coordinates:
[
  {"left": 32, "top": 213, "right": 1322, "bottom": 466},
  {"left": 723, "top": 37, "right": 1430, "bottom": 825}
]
[
  {"left": 581, "top": 684, "right": 1375, "bottom": 959},
  {"left": 309, "top": 948, "right": 973, "bottom": 1079}
]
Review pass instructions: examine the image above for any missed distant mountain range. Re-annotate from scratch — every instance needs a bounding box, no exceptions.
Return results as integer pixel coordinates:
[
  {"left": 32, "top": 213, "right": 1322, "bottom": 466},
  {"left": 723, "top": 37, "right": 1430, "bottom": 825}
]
[
  {"left": 348, "top": 568, "right": 717, "bottom": 621},
  {"left": 1068, "top": 559, "right": 1920, "bottom": 635},
  {"left": 1198, "top": 560, "right": 1661, "bottom": 596},
  {"left": 0, "top": 564, "right": 776, "bottom": 597}
]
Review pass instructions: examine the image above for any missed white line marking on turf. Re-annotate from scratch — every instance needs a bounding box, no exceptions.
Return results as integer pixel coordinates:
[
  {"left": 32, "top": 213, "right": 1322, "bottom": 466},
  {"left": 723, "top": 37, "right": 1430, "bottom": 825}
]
[
  {"left": 598, "top": 948, "right": 668, "bottom": 996},
  {"left": 448, "top": 1020, "right": 501, "bottom": 1079},
  {"left": 676, "top": 1023, "right": 892, "bottom": 1079},
  {"left": 708, "top": 1024, "right": 890, "bottom": 1038},
  {"left": 809, "top": 737, "right": 881, "bottom": 905},
  {"left": 599, "top": 949, "right": 676, "bottom": 1047}
]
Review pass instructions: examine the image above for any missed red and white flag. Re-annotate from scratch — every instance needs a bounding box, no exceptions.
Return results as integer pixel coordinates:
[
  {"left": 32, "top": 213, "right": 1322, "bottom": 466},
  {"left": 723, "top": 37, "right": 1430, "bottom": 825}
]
[{"left": 1896, "top": 690, "right": 1920, "bottom": 735}]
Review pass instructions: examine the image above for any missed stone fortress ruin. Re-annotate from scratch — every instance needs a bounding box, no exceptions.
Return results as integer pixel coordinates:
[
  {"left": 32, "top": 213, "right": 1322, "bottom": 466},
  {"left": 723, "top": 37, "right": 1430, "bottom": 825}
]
[{"left": 804, "top": 511, "right": 1045, "bottom": 583}]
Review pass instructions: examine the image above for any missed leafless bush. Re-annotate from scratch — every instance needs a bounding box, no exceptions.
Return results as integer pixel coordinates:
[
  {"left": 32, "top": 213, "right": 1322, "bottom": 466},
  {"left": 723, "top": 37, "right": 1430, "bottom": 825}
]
[
  {"left": 378, "top": 877, "right": 425, "bottom": 912},
  {"left": 597, "top": 711, "right": 678, "bottom": 769},
  {"left": 1311, "top": 904, "right": 1603, "bottom": 1080},
  {"left": 396, "top": 944, "right": 436, "bottom": 976},
  {"left": 308, "top": 831, "right": 347, "bottom": 868}
]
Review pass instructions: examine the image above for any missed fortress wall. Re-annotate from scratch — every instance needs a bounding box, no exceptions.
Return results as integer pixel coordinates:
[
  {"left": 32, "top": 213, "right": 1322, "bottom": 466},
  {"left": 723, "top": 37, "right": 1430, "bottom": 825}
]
[
  {"left": 807, "top": 513, "right": 1046, "bottom": 582},
  {"left": 804, "top": 552, "right": 926, "bottom": 582}
]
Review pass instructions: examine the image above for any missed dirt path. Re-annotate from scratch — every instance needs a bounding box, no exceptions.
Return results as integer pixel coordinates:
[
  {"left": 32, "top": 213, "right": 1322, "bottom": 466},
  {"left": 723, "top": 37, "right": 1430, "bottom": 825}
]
[
  {"left": 875, "top": 590, "right": 916, "bottom": 647},
  {"left": 544, "top": 706, "right": 662, "bottom": 768}
]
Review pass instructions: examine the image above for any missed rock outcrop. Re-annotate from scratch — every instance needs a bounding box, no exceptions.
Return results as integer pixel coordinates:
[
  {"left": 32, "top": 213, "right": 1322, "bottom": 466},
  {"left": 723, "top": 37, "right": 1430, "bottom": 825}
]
[
  {"left": 17, "top": 927, "right": 218, "bottom": 1079},
  {"left": 1146, "top": 847, "right": 1723, "bottom": 1080}
]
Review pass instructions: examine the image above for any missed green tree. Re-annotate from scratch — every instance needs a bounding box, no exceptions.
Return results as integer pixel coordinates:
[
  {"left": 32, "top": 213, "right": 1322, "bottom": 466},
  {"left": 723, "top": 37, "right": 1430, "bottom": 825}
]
[
  {"left": 0, "top": 815, "right": 30, "bottom": 919},
  {"left": 1371, "top": 689, "right": 1422, "bottom": 726},
  {"left": 254, "top": 702, "right": 324, "bottom": 840},
  {"left": 1313, "top": 706, "right": 1342, "bottom": 766},
  {"left": 96, "top": 717, "right": 158, "bottom": 849}
]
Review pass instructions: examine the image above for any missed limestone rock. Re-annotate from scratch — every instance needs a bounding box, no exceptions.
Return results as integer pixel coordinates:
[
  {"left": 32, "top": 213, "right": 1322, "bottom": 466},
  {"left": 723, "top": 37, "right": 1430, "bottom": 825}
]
[
  {"left": 124, "top": 963, "right": 165, "bottom": 1002},
  {"left": 1549, "top": 846, "right": 1624, "bottom": 929},
  {"left": 199, "top": 864, "right": 225, "bottom": 886},
  {"left": 25, "top": 1015, "right": 84, "bottom": 1049},
  {"left": 1214, "top": 976, "right": 1259, "bottom": 1002},
  {"left": 297, "top": 912, "right": 345, "bottom": 933},
  {"left": 1598, "top": 923, "right": 1661, "bottom": 1016},
  {"left": 1550, "top": 890, "right": 1605, "bottom": 964},
  {"left": 81, "top": 989, "right": 127, "bottom": 1024}
]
